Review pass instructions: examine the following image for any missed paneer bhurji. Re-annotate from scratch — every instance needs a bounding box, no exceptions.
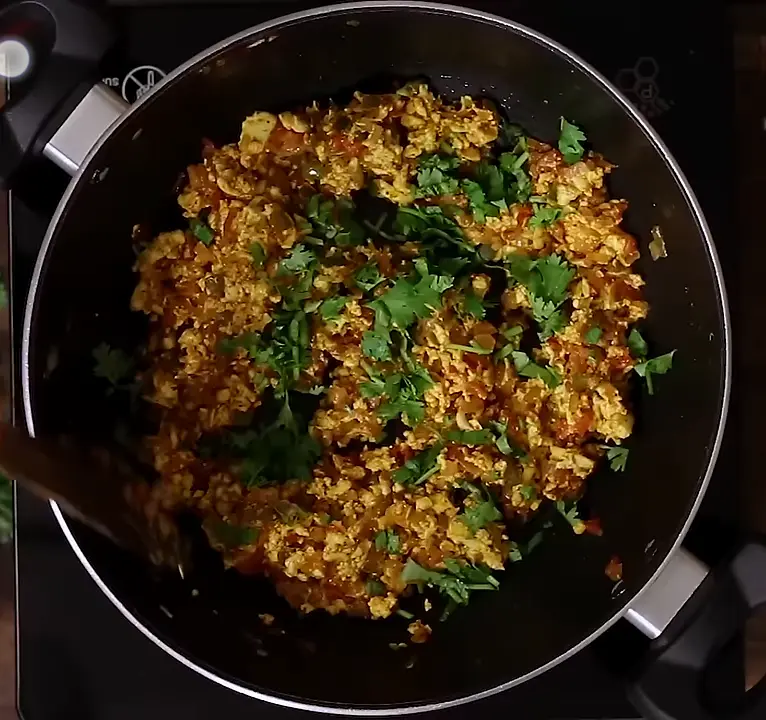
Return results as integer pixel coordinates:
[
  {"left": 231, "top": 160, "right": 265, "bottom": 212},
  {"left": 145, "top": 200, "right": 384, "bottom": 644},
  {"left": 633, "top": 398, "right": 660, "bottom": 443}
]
[{"left": 128, "top": 83, "right": 673, "bottom": 631}]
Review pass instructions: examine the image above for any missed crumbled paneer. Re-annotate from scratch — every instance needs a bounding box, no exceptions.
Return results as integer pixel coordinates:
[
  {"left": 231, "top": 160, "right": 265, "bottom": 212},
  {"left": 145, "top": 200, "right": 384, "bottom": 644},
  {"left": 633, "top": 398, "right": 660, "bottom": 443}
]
[{"left": 131, "top": 83, "right": 646, "bottom": 630}]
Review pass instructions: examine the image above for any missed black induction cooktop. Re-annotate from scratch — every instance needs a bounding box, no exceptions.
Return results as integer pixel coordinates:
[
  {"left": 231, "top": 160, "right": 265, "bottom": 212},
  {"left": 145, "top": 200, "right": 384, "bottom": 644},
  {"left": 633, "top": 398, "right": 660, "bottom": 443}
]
[{"left": 11, "top": 2, "right": 738, "bottom": 718}]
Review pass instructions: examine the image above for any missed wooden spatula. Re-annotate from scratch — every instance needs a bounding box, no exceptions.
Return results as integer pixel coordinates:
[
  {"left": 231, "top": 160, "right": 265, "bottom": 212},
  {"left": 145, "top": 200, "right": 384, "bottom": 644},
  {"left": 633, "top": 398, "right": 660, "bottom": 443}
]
[{"left": 0, "top": 422, "right": 189, "bottom": 575}]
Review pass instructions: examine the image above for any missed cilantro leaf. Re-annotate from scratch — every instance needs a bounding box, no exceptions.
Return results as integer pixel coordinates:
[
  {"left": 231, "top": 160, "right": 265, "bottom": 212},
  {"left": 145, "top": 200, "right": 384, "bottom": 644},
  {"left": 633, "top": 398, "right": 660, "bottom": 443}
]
[
  {"left": 490, "top": 420, "right": 527, "bottom": 458},
  {"left": 511, "top": 351, "right": 561, "bottom": 388},
  {"left": 495, "top": 325, "right": 524, "bottom": 360},
  {"left": 414, "top": 154, "right": 461, "bottom": 197},
  {"left": 463, "top": 291, "right": 485, "bottom": 319},
  {"left": 558, "top": 118, "right": 587, "bottom": 164},
  {"left": 355, "top": 263, "right": 384, "bottom": 292},
  {"left": 208, "top": 521, "right": 259, "bottom": 548},
  {"left": 280, "top": 244, "right": 316, "bottom": 274},
  {"left": 536, "top": 255, "right": 575, "bottom": 304},
  {"left": 634, "top": 351, "right": 676, "bottom": 395},
  {"left": 373, "top": 259, "right": 451, "bottom": 330},
  {"left": 459, "top": 488, "right": 503, "bottom": 534},
  {"left": 319, "top": 296, "right": 348, "bottom": 320},
  {"left": 555, "top": 500, "right": 584, "bottom": 532},
  {"left": 529, "top": 205, "right": 563, "bottom": 230},
  {"left": 305, "top": 194, "right": 365, "bottom": 246},
  {"left": 603, "top": 445, "right": 629, "bottom": 472},
  {"left": 211, "top": 402, "right": 321, "bottom": 488},
  {"left": 250, "top": 242, "right": 266, "bottom": 268},
  {"left": 446, "top": 429, "right": 494, "bottom": 446},
  {"left": 447, "top": 341, "right": 494, "bottom": 355},
  {"left": 93, "top": 343, "right": 134, "bottom": 387},
  {"left": 374, "top": 528, "right": 401, "bottom": 555},
  {"left": 379, "top": 398, "right": 426, "bottom": 426},
  {"left": 393, "top": 443, "right": 443, "bottom": 486},
  {"left": 530, "top": 296, "right": 567, "bottom": 341},
  {"left": 368, "top": 364, "right": 433, "bottom": 427},
  {"left": 585, "top": 326, "right": 602, "bottom": 344},
  {"left": 628, "top": 328, "right": 648, "bottom": 359},
  {"left": 189, "top": 217, "right": 214, "bottom": 245},
  {"left": 362, "top": 330, "right": 392, "bottom": 362},
  {"left": 366, "top": 579, "right": 386, "bottom": 596},
  {"left": 401, "top": 558, "right": 499, "bottom": 610},
  {"left": 507, "top": 254, "right": 574, "bottom": 340}
]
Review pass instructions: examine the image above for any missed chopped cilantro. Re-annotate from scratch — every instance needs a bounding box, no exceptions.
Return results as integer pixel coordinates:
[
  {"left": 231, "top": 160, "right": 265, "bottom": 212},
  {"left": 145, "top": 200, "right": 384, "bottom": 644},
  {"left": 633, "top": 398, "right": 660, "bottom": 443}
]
[
  {"left": 462, "top": 178, "right": 504, "bottom": 223},
  {"left": 558, "top": 118, "right": 587, "bottom": 164},
  {"left": 209, "top": 401, "right": 321, "bottom": 488},
  {"left": 507, "top": 254, "right": 574, "bottom": 340},
  {"left": 319, "top": 296, "right": 348, "bottom": 320},
  {"left": 634, "top": 351, "right": 676, "bottom": 395},
  {"left": 375, "top": 528, "right": 402, "bottom": 555},
  {"left": 511, "top": 351, "right": 561, "bottom": 388},
  {"left": 447, "top": 341, "right": 494, "bottom": 355},
  {"left": 250, "top": 242, "right": 267, "bottom": 268},
  {"left": 304, "top": 194, "right": 365, "bottom": 246},
  {"left": 92, "top": 343, "right": 134, "bottom": 387},
  {"left": 361, "top": 330, "right": 392, "bottom": 362},
  {"left": 518, "top": 484, "right": 538, "bottom": 502},
  {"left": 446, "top": 422, "right": 525, "bottom": 458},
  {"left": 355, "top": 263, "right": 384, "bottom": 292},
  {"left": 189, "top": 217, "right": 214, "bottom": 245},
  {"left": 375, "top": 258, "right": 452, "bottom": 329},
  {"left": 555, "top": 500, "right": 584, "bottom": 532},
  {"left": 401, "top": 558, "right": 499, "bottom": 609},
  {"left": 364, "top": 364, "right": 432, "bottom": 427},
  {"left": 446, "top": 429, "right": 494, "bottom": 446},
  {"left": 366, "top": 579, "right": 386, "bottom": 596},
  {"left": 528, "top": 205, "right": 563, "bottom": 230},
  {"left": 463, "top": 291, "right": 486, "bottom": 319},
  {"left": 393, "top": 443, "right": 443, "bottom": 486},
  {"left": 495, "top": 325, "right": 524, "bottom": 360},
  {"left": 603, "top": 445, "right": 629, "bottom": 472},
  {"left": 413, "top": 154, "right": 461, "bottom": 197},
  {"left": 585, "top": 326, "right": 602, "bottom": 344},
  {"left": 490, "top": 420, "right": 527, "bottom": 458},
  {"left": 458, "top": 487, "right": 503, "bottom": 534},
  {"left": 209, "top": 521, "right": 259, "bottom": 548},
  {"left": 628, "top": 328, "right": 648, "bottom": 359},
  {"left": 280, "top": 244, "right": 316, "bottom": 274}
]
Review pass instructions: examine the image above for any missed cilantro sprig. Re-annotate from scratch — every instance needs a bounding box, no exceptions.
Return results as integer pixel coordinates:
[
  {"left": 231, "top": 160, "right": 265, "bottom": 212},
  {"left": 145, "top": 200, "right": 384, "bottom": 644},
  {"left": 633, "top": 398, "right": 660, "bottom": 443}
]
[
  {"left": 303, "top": 194, "right": 365, "bottom": 247},
  {"left": 392, "top": 442, "right": 443, "bottom": 486},
  {"left": 362, "top": 258, "right": 452, "bottom": 363},
  {"left": 446, "top": 421, "right": 526, "bottom": 458},
  {"left": 93, "top": 343, "right": 135, "bottom": 390},
  {"left": 201, "top": 399, "right": 321, "bottom": 489},
  {"left": 458, "top": 485, "right": 503, "bottom": 534},
  {"left": 512, "top": 351, "right": 561, "bottom": 388},
  {"left": 375, "top": 528, "right": 402, "bottom": 554},
  {"left": 189, "top": 217, "right": 214, "bottom": 245},
  {"left": 507, "top": 254, "right": 575, "bottom": 340},
  {"left": 558, "top": 118, "right": 587, "bottom": 164},
  {"left": 401, "top": 558, "right": 499, "bottom": 617},
  {"left": 627, "top": 328, "right": 676, "bottom": 395},
  {"left": 413, "top": 154, "right": 461, "bottom": 198},
  {"left": 602, "top": 445, "right": 629, "bottom": 472},
  {"left": 361, "top": 362, "right": 433, "bottom": 427}
]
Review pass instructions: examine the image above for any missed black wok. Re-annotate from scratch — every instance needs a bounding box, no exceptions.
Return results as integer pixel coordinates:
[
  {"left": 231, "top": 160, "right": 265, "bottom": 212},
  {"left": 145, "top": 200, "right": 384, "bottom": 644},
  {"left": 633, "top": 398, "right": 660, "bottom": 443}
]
[{"left": 2, "top": 1, "right": 764, "bottom": 717}]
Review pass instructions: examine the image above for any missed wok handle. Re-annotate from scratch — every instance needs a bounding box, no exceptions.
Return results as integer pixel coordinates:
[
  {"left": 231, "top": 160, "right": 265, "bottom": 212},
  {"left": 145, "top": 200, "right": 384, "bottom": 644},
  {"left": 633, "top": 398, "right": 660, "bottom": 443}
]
[
  {"left": 629, "top": 541, "right": 766, "bottom": 719},
  {"left": 0, "top": 0, "right": 117, "bottom": 186}
]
